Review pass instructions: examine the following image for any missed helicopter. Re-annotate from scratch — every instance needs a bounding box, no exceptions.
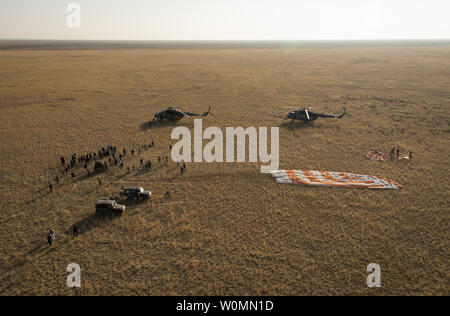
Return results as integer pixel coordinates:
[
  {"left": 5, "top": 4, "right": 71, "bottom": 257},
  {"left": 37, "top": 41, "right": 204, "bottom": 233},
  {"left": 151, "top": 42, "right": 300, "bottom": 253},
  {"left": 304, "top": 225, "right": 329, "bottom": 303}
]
[
  {"left": 274, "top": 107, "right": 347, "bottom": 123},
  {"left": 153, "top": 106, "right": 212, "bottom": 122}
]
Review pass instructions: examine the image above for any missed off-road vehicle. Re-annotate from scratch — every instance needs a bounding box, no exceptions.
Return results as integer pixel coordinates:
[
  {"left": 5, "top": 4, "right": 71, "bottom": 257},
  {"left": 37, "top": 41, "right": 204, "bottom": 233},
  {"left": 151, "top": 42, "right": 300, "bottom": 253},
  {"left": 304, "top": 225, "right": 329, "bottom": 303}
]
[
  {"left": 95, "top": 198, "right": 126, "bottom": 215},
  {"left": 119, "top": 186, "right": 152, "bottom": 199}
]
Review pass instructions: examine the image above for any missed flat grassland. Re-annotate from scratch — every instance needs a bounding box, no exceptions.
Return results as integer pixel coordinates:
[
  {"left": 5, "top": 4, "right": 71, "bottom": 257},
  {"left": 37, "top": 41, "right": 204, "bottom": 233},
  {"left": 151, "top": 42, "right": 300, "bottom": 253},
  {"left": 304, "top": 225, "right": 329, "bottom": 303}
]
[{"left": 0, "top": 42, "right": 448, "bottom": 295}]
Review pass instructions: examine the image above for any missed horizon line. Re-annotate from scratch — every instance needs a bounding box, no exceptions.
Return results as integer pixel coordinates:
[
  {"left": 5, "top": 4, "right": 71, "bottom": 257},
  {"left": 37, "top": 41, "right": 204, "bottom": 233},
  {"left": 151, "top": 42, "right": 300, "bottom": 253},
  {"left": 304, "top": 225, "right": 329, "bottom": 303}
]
[{"left": 1, "top": 38, "right": 450, "bottom": 42}]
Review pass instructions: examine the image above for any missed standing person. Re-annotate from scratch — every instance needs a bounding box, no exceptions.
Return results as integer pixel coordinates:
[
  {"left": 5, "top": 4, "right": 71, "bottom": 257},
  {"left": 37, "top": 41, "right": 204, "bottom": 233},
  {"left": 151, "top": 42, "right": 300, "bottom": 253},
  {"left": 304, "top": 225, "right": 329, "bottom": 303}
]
[
  {"left": 55, "top": 176, "right": 59, "bottom": 184},
  {"left": 158, "top": 156, "right": 161, "bottom": 164},
  {"left": 73, "top": 225, "right": 79, "bottom": 237},
  {"left": 48, "top": 228, "right": 55, "bottom": 246},
  {"left": 409, "top": 151, "right": 413, "bottom": 160},
  {"left": 390, "top": 147, "right": 395, "bottom": 161},
  {"left": 140, "top": 158, "right": 143, "bottom": 166},
  {"left": 131, "top": 149, "right": 134, "bottom": 156},
  {"left": 183, "top": 163, "right": 186, "bottom": 171},
  {"left": 180, "top": 166, "right": 184, "bottom": 175},
  {"left": 61, "top": 157, "right": 65, "bottom": 165},
  {"left": 397, "top": 148, "right": 400, "bottom": 159},
  {"left": 49, "top": 183, "right": 53, "bottom": 192}
]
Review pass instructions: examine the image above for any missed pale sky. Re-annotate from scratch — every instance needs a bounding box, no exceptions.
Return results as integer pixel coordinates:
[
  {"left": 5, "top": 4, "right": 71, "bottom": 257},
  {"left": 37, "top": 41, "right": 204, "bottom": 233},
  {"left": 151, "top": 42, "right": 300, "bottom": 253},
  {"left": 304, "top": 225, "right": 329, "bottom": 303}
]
[{"left": 0, "top": 0, "right": 449, "bottom": 40}]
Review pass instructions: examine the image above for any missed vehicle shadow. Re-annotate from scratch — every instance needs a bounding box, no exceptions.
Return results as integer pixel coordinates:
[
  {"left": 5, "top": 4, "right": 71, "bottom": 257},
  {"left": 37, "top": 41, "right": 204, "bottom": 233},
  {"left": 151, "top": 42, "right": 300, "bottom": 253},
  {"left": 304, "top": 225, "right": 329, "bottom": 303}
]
[
  {"left": 68, "top": 214, "right": 118, "bottom": 236},
  {"left": 279, "top": 121, "right": 320, "bottom": 131},
  {"left": 140, "top": 120, "right": 180, "bottom": 131},
  {"left": 116, "top": 196, "right": 150, "bottom": 207}
]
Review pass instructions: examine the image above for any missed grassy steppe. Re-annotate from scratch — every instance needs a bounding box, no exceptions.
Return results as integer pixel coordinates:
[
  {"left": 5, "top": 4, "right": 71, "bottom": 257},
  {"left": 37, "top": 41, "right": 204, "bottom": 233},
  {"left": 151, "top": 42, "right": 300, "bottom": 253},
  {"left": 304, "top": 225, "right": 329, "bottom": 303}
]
[{"left": 0, "top": 44, "right": 448, "bottom": 295}]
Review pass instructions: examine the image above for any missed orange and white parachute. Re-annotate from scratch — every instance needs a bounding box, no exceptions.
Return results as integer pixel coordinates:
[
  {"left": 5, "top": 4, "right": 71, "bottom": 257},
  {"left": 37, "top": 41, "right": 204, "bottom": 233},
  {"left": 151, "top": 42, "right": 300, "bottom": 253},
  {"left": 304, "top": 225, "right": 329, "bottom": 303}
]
[{"left": 271, "top": 170, "right": 402, "bottom": 189}]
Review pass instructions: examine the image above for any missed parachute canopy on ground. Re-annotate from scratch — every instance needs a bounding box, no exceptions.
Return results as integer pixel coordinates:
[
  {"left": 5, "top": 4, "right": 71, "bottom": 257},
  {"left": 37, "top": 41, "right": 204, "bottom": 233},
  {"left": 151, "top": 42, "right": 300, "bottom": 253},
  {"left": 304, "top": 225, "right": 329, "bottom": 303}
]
[{"left": 271, "top": 170, "right": 402, "bottom": 189}]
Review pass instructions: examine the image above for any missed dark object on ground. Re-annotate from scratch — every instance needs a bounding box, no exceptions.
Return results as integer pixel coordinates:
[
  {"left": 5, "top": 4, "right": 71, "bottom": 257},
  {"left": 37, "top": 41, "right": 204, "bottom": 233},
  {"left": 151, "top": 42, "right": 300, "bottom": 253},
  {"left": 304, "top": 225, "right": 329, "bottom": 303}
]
[
  {"left": 274, "top": 107, "right": 346, "bottom": 123},
  {"left": 94, "top": 161, "right": 106, "bottom": 173},
  {"left": 153, "top": 106, "right": 212, "bottom": 122},
  {"left": 73, "top": 225, "right": 80, "bottom": 237},
  {"left": 120, "top": 186, "right": 151, "bottom": 199},
  {"left": 95, "top": 198, "right": 126, "bottom": 216},
  {"left": 164, "top": 189, "right": 179, "bottom": 198}
]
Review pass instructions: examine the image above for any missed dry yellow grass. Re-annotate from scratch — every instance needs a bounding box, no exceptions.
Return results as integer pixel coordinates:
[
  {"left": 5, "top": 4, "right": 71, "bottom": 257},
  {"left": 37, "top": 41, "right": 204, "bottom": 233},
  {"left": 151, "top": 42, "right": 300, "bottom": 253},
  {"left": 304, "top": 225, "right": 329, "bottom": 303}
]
[{"left": 0, "top": 43, "right": 448, "bottom": 295}]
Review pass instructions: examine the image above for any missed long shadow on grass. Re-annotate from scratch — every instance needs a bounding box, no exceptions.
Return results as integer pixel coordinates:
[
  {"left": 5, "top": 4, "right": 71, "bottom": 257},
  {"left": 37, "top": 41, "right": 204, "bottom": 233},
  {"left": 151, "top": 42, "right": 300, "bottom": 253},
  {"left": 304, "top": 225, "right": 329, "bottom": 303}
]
[
  {"left": 69, "top": 214, "right": 118, "bottom": 236},
  {"left": 279, "top": 121, "right": 321, "bottom": 131},
  {"left": 140, "top": 120, "right": 180, "bottom": 131}
]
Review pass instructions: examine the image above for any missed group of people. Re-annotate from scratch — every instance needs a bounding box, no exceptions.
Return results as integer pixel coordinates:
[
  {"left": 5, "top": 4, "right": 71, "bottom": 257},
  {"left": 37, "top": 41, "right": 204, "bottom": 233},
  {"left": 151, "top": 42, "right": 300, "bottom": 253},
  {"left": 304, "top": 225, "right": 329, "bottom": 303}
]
[
  {"left": 46, "top": 226, "right": 80, "bottom": 247},
  {"left": 46, "top": 141, "right": 190, "bottom": 246},
  {"left": 52, "top": 143, "right": 158, "bottom": 190},
  {"left": 390, "top": 147, "right": 413, "bottom": 161}
]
